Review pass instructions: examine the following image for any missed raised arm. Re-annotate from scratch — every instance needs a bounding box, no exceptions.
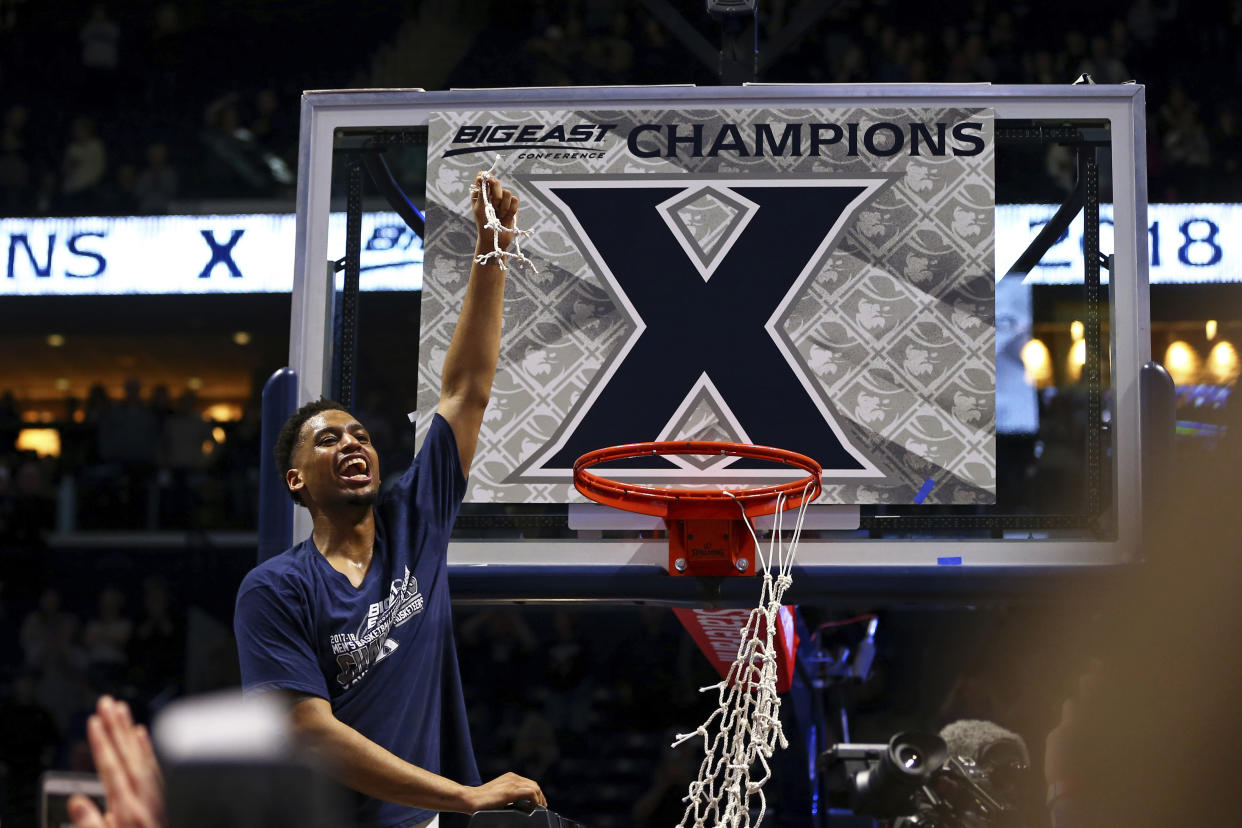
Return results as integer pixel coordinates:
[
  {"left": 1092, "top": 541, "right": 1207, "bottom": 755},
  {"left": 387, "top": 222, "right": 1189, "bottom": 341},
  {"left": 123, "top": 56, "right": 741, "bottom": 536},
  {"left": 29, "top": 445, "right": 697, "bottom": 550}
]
[
  {"left": 290, "top": 696, "right": 544, "bottom": 813},
  {"left": 435, "top": 173, "right": 518, "bottom": 476}
]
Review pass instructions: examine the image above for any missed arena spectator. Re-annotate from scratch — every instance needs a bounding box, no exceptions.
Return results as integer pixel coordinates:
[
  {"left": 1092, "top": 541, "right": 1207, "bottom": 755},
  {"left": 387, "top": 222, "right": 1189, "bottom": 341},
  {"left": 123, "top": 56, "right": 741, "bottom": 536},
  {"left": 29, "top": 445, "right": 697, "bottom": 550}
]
[
  {"left": 10, "top": 456, "right": 55, "bottom": 545},
  {"left": 1161, "top": 100, "right": 1212, "bottom": 198},
  {"left": 79, "top": 4, "right": 120, "bottom": 73},
  {"left": 158, "top": 390, "right": 207, "bottom": 466},
  {"left": 246, "top": 88, "right": 296, "bottom": 161},
  {"left": 1078, "top": 34, "right": 1129, "bottom": 84},
  {"left": 0, "top": 461, "right": 13, "bottom": 542},
  {"left": 1211, "top": 107, "right": 1242, "bottom": 179},
  {"left": 0, "top": 390, "right": 20, "bottom": 452},
  {"left": 127, "top": 577, "right": 184, "bottom": 701},
  {"left": 459, "top": 608, "right": 541, "bottom": 739},
  {"left": 82, "top": 586, "right": 133, "bottom": 683},
  {"left": 542, "top": 612, "right": 593, "bottom": 734},
  {"left": 135, "top": 142, "right": 177, "bottom": 213},
  {"left": 33, "top": 170, "right": 60, "bottom": 216},
  {"left": 634, "top": 16, "right": 677, "bottom": 84},
  {"left": 987, "top": 12, "right": 1019, "bottom": 76},
  {"left": 0, "top": 105, "right": 30, "bottom": 212},
  {"left": 157, "top": 390, "right": 211, "bottom": 528},
  {"left": 960, "top": 33, "right": 997, "bottom": 81},
  {"left": 103, "top": 162, "right": 140, "bottom": 214},
  {"left": 0, "top": 145, "right": 29, "bottom": 212},
  {"left": 1059, "top": 30, "right": 1089, "bottom": 80},
  {"left": 1126, "top": 0, "right": 1160, "bottom": 51},
  {"left": 523, "top": 21, "right": 576, "bottom": 87},
  {"left": 1024, "top": 49, "right": 1060, "bottom": 84},
  {"left": 144, "top": 3, "right": 184, "bottom": 112},
  {"left": 82, "top": 383, "right": 110, "bottom": 425},
  {"left": 33, "top": 623, "right": 91, "bottom": 733},
  {"left": 209, "top": 394, "right": 262, "bottom": 530},
  {"left": 200, "top": 93, "right": 282, "bottom": 195},
  {"left": 148, "top": 385, "right": 173, "bottom": 429},
  {"left": 594, "top": 12, "right": 636, "bottom": 82},
  {"left": 95, "top": 379, "right": 158, "bottom": 528},
  {"left": 19, "top": 588, "right": 77, "bottom": 667},
  {"left": 60, "top": 117, "right": 107, "bottom": 208}
]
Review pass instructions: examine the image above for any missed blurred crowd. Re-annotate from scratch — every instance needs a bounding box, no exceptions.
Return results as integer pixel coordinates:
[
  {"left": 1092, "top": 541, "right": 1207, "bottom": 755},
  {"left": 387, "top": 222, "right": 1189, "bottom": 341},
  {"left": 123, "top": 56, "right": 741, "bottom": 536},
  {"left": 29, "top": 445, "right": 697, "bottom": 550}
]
[
  {"left": 0, "top": 375, "right": 429, "bottom": 543},
  {"left": 2, "top": 0, "right": 1242, "bottom": 217},
  {"left": 0, "top": 0, "right": 390, "bottom": 216},
  {"left": 0, "top": 380, "right": 263, "bottom": 542}
]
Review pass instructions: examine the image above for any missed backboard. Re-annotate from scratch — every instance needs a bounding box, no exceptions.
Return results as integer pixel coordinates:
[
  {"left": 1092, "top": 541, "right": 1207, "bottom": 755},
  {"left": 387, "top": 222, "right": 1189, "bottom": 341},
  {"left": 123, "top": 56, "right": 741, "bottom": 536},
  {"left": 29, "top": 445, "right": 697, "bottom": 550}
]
[{"left": 287, "top": 84, "right": 1153, "bottom": 603}]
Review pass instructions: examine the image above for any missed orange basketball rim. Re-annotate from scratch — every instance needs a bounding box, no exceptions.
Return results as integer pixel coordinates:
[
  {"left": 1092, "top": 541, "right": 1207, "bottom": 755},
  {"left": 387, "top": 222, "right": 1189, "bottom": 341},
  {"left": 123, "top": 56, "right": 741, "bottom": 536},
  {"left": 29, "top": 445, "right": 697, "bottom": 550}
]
[{"left": 573, "top": 440, "right": 822, "bottom": 577}]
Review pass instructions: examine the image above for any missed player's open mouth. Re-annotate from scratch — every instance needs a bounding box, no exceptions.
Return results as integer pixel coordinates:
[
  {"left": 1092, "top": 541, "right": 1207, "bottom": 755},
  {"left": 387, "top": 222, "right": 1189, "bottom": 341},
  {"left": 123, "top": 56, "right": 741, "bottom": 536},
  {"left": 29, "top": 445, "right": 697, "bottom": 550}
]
[{"left": 337, "top": 455, "right": 372, "bottom": 485}]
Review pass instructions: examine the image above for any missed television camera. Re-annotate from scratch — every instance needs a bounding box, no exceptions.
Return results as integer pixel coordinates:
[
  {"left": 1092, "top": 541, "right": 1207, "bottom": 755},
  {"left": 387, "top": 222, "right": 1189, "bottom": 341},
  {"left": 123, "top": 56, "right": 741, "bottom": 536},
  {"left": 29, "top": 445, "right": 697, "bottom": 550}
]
[{"left": 820, "top": 722, "right": 1035, "bottom": 827}]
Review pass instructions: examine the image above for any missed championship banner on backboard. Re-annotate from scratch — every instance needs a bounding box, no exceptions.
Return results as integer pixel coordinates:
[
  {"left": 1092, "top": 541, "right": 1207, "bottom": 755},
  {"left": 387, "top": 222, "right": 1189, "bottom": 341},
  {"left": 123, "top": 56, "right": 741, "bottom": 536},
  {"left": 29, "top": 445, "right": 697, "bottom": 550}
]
[{"left": 420, "top": 107, "right": 996, "bottom": 505}]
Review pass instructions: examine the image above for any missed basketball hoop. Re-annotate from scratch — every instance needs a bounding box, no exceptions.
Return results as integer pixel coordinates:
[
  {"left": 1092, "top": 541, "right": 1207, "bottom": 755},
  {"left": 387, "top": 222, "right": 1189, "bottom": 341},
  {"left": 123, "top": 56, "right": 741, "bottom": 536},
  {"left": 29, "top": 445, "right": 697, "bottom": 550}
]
[
  {"left": 575, "top": 441, "right": 821, "bottom": 827},
  {"left": 573, "top": 441, "right": 821, "bottom": 576}
]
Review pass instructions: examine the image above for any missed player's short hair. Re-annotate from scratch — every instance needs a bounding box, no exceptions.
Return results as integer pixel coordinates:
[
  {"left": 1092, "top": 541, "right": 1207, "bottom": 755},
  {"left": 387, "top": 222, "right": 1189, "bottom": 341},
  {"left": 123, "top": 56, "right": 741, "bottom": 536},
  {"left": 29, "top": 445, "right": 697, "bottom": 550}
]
[{"left": 274, "top": 397, "right": 349, "bottom": 506}]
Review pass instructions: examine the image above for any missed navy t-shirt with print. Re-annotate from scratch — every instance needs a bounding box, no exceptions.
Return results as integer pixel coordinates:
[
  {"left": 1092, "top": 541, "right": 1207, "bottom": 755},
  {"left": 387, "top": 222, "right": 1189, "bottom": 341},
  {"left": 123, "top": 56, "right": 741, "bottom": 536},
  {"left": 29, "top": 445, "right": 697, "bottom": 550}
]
[{"left": 234, "top": 413, "right": 480, "bottom": 828}]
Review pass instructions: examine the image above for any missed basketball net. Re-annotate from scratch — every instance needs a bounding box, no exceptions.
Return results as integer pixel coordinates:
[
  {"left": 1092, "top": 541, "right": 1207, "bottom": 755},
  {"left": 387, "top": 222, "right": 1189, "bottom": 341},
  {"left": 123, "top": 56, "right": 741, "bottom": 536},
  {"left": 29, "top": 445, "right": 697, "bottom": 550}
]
[
  {"left": 673, "top": 485, "right": 813, "bottom": 828},
  {"left": 471, "top": 157, "right": 537, "bottom": 273}
]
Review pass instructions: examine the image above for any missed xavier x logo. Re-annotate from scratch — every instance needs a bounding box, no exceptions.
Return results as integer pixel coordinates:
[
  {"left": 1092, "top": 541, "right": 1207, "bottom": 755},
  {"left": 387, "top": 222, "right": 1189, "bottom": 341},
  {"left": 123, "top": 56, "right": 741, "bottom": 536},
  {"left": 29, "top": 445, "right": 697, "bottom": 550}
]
[
  {"left": 519, "top": 176, "right": 890, "bottom": 481},
  {"left": 198, "top": 229, "right": 244, "bottom": 279}
]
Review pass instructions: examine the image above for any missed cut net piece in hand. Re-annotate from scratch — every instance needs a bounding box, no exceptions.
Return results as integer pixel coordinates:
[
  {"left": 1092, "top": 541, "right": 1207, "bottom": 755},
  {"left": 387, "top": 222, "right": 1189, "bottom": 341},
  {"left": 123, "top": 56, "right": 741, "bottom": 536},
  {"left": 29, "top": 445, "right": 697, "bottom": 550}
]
[
  {"left": 471, "top": 156, "right": 537, "bottom": 273},
  {"left": 672, "top": 486, "right": 813, "bottom": 828}
]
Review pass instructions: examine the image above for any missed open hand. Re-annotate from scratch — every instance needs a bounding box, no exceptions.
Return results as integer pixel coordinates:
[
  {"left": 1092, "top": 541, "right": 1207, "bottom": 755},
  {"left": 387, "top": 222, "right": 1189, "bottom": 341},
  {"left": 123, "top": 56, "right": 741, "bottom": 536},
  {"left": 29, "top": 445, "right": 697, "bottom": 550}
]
[{"left": 69, "top": 696, "right": 166, "bottom": 828}]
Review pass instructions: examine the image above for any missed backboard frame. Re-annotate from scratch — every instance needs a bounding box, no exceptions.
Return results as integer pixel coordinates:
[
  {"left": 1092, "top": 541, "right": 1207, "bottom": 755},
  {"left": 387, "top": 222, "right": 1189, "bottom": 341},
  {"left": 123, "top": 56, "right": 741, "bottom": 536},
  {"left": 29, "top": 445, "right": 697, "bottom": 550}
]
[{"left": 290, "top": 84, "right": 1149, "bottom": 596}]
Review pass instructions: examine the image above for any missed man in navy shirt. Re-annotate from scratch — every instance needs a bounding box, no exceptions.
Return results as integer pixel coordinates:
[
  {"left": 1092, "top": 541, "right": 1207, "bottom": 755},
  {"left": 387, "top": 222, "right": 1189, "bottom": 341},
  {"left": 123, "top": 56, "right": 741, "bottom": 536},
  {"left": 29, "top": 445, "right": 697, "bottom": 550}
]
[{"left": 235, "top": 174, "right": 545, "bottom": 828}]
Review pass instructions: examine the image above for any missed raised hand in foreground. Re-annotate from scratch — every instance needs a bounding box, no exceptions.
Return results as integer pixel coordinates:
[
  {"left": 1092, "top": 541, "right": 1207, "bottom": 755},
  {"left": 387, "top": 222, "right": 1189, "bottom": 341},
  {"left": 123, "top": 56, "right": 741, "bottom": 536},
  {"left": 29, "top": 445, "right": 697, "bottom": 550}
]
[{"left": 69, "top": 695, "right": 166, "bottom": 828}]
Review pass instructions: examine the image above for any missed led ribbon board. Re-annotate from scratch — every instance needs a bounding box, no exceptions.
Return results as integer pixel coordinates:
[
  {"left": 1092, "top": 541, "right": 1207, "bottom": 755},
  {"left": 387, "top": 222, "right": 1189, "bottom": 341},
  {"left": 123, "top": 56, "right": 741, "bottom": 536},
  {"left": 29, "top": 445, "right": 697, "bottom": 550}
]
[
  {"left": 420, "top": 107, "right": 997, "bottom": 505},
  {"left": 998, "top": 203, "right": 1242, "bottom": 285},
  {"left": 0, "top": 213, "right": 422, "bottom": 295}
]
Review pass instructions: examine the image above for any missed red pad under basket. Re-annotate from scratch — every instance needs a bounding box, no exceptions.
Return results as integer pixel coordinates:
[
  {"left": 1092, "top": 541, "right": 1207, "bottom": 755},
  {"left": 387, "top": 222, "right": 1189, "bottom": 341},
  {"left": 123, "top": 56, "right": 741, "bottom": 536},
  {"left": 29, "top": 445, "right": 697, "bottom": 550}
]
[{"left": 674, "top": 606, "right": 799, "bottom": 694}]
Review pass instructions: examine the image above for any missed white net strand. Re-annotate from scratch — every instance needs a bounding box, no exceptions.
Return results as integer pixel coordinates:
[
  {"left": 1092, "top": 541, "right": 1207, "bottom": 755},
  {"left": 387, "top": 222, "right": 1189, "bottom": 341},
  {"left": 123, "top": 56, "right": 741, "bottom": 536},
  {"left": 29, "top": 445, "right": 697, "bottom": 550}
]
[
  {"left": 470, "top": 157, "right": 537, "bottom": 273},
  {"left": 672, "top": 484, "right": 814, "bottom": 828}
]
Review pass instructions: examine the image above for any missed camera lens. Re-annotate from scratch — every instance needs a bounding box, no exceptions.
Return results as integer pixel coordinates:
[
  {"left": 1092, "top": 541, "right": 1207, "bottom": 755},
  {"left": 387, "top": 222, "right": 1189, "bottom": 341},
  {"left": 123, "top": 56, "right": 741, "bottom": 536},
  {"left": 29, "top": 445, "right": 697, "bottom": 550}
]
[
  {"left": 848, "top": 734, "right": 949, "bottom": 819},
  {"left": 896, "top": 745, "right": 922, "bottom": 770}
]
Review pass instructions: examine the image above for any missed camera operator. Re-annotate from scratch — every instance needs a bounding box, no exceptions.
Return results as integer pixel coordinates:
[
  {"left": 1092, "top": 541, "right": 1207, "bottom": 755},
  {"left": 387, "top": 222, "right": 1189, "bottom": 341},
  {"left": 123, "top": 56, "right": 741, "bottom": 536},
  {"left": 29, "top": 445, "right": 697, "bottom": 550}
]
[{"left": 1036, "top": 423, "right": 1241, "bottom": 826}]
